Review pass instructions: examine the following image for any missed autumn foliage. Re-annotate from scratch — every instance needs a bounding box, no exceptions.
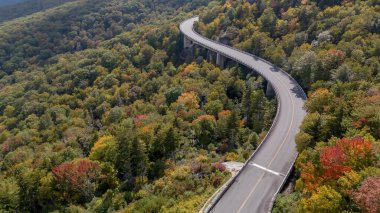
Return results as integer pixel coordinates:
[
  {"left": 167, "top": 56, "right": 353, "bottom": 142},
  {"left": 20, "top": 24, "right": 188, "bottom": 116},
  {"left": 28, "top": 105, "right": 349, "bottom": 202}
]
[
  {"left": 52, "top": 159, "right": 101, "bottom": 203},
  {"left": 193, "top": 114, "right": 216, "bottom": 123},
  {"left": 320, "top": 146, "right": 352, "bottom": 180},
  {"left": 1, "top": 0, "right": 379, "bottom": 211},
  {"left": 212, "top": 162, "right": 226, "bottom": 172},
  {"left": 298, "top": 137, "right": 375, "bottom": 194},
  {"left": 134, "top": 114, "right": 148, "bottom": 125},
  {"left": 320, "top": 137, "right": 373, "bottom": 180},
  {"left": 181, "top": 64, "right": 195, "bottom": 76},
  {"left": 218, "top": 110, "right": 231, "bottom": 118},
  {"left": 177, "top": 91, "right": 200, "bottom": 109},
  {"left": 353, "top": 175, "right": 380, "bottom": 213},
  {"left": 337, "top": 138, "right": 374, "bottom": 168},
  {"left": 300, "top": 161, "right": 322, "bottom": 192}
]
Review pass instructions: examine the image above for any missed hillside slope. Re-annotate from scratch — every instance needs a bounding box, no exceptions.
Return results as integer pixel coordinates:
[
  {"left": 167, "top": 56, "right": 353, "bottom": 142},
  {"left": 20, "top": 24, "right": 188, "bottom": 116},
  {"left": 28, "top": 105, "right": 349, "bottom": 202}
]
[
  {"left": 196, "top": 0, "right": 380, "bottom": 212},
  {"left": 0, "top": 0, "right": 26, "bottom": 7},
  {"left": 1, "top": 0, "right": 378, "bottom": 212},
  {"left": 0, "top": 0, "right": 75, "bottom": 23},
  {"left": 0, "top": 0, "right": 278, "bottom": 212}
]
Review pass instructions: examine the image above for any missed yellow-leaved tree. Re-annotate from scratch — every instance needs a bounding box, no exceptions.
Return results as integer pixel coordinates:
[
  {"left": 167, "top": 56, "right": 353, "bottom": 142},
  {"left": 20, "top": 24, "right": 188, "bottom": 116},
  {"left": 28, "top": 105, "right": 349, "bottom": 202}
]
[{"left": 89, "top": 135, "right": 118, "bottom": 164}]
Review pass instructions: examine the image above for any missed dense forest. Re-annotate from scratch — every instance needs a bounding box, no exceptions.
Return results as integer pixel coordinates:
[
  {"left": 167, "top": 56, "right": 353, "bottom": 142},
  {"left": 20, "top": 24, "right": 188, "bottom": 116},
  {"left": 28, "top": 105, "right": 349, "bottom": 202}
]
[
  {"left": 0, "top": 0, "right": 379, "bottom": 212},
  {"left": 0, "top": 0, "right": 277, "bottom": 212},
  {"left": 0, "top": 0, "right": 75, "bottom": 23},
  {"left": 196, "top": 0, "right": 380, "bottom": 212},
  {"left": 0, "top": 0, "right": 26, "bottom": 7}
]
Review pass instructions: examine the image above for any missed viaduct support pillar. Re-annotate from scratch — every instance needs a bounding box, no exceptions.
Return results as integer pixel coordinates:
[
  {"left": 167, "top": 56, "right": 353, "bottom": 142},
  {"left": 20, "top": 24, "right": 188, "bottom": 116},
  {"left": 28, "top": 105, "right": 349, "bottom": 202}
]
[
  {"left": 266, "top": 82, "right": 275, "bottom": 97},
  {"left": 216, "top": 53, "right": 226, "bottom": 68},
  {"left": 207, "top": 50, "right": 215, "bottom": 62},
  {"left": 184, "top": 36, "right": 192, "bottom": 48}
]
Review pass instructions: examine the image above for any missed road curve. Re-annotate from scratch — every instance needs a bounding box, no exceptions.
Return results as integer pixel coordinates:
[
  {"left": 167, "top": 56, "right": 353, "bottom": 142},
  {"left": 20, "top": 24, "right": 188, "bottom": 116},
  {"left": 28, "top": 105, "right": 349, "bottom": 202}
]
[{"left": 180, "top": 17, "right": 307, "bottom": 213}]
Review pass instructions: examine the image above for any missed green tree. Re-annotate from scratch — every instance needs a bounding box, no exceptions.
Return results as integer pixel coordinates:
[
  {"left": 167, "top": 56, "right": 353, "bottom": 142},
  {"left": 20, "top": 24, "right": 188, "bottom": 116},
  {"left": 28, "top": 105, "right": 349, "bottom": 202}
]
[
  {"left": 0, "top": 177, "right": 20, "bottom": 212},
  {"left": 101, "top": 50, "right": 119, "bottom": 70},
  {"left": 273, "top": 193, "right": 300, "bottom": 213},
  {"left": 293, "top": 51, "right": 318, "bottom": 89},
  {"left": 248, "top": 90, "right": 267, "bottom": 133},
  {"left": 162, "top": 127, "right": 179, "bottom": 157},
  {"left": 258, "top": 8, "right": 278, "bottom": 36},
  {"left": 15, "top": 167, "right": 45, "bottom": 212},
  {"left": 193, "top": 115, "right": 217, "bottom": 147},
  {"left": 115, "top": 121, "right": 134, "bottom": 181},
  {"left": 131, "top": 138, "right": 148, "bottom": 178},
  {"left": 205, "top": 100, "right": 224, "bottom": 118},
  {"left": 151, "top": 125, "right": 179, "bottom": 159},
  {"left": 296, "top": 112, "right": 322, "bottom": 151},
  {"left": 106, "top": 107, "right": 125, "bottom": 124},
  {"left": 165, "top": 87, "right": 183, "bottom": 105}
]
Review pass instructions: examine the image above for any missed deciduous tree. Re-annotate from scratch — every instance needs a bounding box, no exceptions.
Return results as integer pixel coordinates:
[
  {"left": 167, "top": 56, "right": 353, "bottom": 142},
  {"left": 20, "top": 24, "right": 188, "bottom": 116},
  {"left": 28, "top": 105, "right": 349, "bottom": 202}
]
[
  {"left": 353, "top": 175, "right": 380, "bottom": 213},
  {"left": 52, "top": 159, "right": 101, "bottom": 203}
]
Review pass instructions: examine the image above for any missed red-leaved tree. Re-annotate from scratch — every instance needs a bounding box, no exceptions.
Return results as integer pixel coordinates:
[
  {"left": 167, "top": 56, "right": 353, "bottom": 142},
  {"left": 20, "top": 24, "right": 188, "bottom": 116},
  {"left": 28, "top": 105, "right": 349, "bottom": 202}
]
[
  {"left": 353, "top": 175, "right": 380, "bottom": 213},
  {"left": 320, "top": 137, "right": 374, "bottom": 180},
  {"left": 320, "top": 146, "right": 351, "bottom": 180},
  {"left": 336, "top": 137, "right": 374, "bottom": 169},
  {"left": 52, "top": 159, "right": 101, "bottom": 203}
]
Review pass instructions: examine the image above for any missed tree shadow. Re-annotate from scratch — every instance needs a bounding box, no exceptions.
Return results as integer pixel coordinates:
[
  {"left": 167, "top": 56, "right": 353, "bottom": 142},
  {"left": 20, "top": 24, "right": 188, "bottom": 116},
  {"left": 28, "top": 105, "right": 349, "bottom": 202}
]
[{"left": 290, "top": 83, "right": 307, "bottom": 100}]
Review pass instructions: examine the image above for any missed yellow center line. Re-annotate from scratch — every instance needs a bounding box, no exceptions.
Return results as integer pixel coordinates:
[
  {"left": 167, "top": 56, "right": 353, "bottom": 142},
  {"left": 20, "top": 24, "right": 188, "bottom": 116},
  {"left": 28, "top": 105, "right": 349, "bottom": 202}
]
[
  {"left": 236, "top": 72, "right": 295, "bottom": 213},
  {"left": 183, "top": 18, "right": 298, "bottom": 212}
]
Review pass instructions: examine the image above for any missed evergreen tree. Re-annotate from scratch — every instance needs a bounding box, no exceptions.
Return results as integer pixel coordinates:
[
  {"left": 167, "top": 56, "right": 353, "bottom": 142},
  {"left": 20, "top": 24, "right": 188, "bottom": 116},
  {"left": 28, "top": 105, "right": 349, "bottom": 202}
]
[
  {"left": 226, "top": 110, "right": 241, "bottom": 148},
  {"left": 258, "top": 8, "right": 278, "bottom": 36},
  {"left": 115, "top": 123, "right": 133, "bottom": 181},
  {"left": 163, "top": 127, "right": 179, "bottom": 158},
  {"left": 131, "top": 138, "right": 148, "bottom": 178},
  {"left": 248, "top": 90, "right": 267, "bottom": 133}
]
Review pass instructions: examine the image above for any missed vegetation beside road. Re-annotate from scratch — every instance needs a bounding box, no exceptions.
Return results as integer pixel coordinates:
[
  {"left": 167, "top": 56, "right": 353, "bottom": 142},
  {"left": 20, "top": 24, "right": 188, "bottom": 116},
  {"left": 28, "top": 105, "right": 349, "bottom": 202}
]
[
  {"left": 0, "top": 0, "right": 276, "bottom": 212},
  {"left": 196, "top": 0, "right": 380, "bottom": 212}
]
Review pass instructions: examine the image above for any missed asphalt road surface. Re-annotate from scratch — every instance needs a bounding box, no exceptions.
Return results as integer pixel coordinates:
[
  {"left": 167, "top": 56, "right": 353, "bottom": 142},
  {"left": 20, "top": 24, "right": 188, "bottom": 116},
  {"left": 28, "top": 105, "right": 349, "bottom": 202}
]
[{"left": 180, "top": 17, "right": 307, "bottom": 213}]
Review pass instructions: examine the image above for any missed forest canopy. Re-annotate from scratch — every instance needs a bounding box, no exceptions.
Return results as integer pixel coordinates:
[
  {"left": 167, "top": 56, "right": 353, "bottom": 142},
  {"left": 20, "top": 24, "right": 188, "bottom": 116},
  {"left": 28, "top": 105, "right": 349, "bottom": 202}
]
[
  {"left": 0, "top": 0, "right": 379, "bottom": 212},
  {"left": 195, "top": 0, "right": 379, "bottom": 212},
  {"left": 0, "top": 0, "right": 277, "bottom": 212}
]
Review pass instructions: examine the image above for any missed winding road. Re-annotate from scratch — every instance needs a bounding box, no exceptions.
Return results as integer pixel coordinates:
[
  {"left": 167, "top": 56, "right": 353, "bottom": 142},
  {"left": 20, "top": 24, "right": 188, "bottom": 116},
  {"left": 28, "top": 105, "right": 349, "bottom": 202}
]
[{"left": 180, "top": 17, "right": 307, "bottom": 213}]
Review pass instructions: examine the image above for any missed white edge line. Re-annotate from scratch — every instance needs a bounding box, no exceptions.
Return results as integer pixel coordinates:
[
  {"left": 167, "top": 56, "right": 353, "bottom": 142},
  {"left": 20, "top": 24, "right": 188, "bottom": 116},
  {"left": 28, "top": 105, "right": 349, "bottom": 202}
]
[
  {"left": 249, "top": 163, "right": 285, "bottom": 177},
  {"left": 180, "top": 16, "right": 307, "bottom": 213}
]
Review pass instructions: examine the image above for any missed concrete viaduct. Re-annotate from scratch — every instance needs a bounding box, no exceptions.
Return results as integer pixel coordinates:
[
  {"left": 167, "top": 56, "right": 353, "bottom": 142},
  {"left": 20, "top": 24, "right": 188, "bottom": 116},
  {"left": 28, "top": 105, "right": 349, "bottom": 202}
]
[{"left": 180, "top": 17, "right": 307, "bottom": 213}]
